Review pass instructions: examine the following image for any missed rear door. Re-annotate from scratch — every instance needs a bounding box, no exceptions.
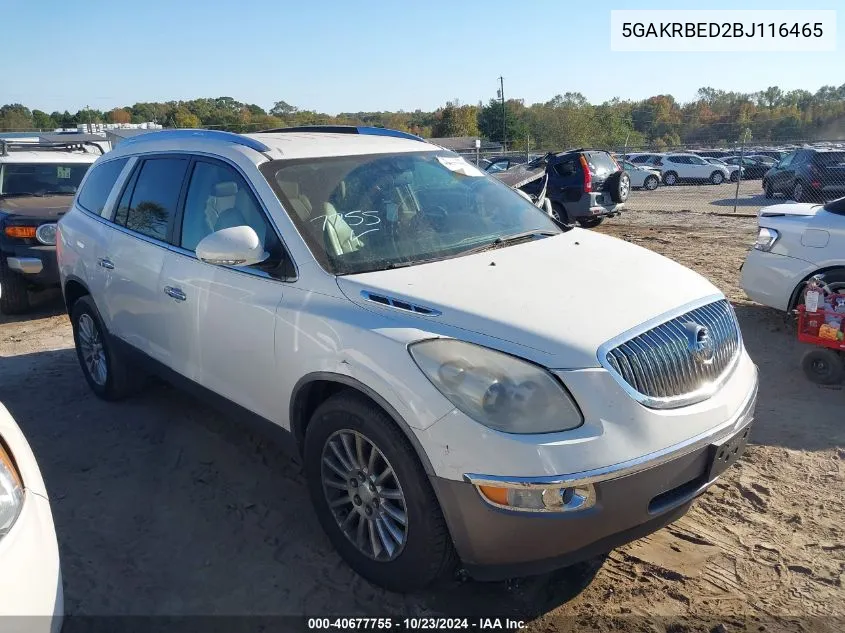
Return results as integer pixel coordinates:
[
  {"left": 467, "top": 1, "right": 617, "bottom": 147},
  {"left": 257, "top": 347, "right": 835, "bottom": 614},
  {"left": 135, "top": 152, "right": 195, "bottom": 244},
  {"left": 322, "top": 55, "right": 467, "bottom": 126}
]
[
  {"left": 584, "top": 151, "right": 618, "bottom": 193},
  {"left": 548, "top": 156, "right": 582, "bottom": 204},
  {"left": 98, "top": 155, "right": 190, "bottom": 362},
  {"left": 769, "top": 151, "right": 796, "bottom": 193},
  {"left": 687, "top": 154, "right": 713, "bottom": 178},
  {"left": 813, "top": 151, "right": 845, "bottom": 195}
]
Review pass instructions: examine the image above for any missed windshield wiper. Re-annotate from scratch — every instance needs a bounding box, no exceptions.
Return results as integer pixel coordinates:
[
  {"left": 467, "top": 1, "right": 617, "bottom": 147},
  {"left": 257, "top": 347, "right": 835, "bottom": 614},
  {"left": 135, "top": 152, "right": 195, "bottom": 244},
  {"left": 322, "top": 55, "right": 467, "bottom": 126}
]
[{"left": 458, "top": 230, "right": 558, "bottom": 256}]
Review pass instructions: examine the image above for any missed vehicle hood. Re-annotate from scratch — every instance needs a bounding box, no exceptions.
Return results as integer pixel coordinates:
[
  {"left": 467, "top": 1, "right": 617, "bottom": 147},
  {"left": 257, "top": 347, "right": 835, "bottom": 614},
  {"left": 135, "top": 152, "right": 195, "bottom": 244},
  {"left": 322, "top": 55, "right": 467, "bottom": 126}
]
[
  {"left": 336, "top": 229, "right": 721, "bottom": 368},
  {"left": 759, "top": 202, "right": 822, "bottom": 218},
  {"left": 0, "top": 194, "right": 73, "bottom": 220}
]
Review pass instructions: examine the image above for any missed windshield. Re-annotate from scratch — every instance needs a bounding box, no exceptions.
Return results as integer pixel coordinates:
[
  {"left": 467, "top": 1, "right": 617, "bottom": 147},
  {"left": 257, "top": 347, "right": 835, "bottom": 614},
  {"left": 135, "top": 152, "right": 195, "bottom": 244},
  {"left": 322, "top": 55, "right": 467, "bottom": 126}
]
[
  {"left": 0, "top": 162, "right": 91, "bottom": 196},
  {"left": 260, "top": 151, "right": 561, "bottom": 275}
]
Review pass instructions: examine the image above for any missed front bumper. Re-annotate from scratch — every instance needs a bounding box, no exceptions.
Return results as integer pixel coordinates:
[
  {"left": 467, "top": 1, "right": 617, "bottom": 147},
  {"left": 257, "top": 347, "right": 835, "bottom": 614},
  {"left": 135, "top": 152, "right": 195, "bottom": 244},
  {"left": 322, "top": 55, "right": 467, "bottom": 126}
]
[
  {"left": 433, "top": 382, "right": 757, "bottom": 581},
  {"left": 2, "top": 244, "right": 59, "bottom": 288}
]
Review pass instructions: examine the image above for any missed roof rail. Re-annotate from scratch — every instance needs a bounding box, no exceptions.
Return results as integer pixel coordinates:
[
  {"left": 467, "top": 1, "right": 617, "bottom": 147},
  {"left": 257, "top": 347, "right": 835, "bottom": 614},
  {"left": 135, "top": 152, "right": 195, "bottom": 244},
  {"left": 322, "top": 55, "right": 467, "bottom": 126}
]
[
  {"left": 256, "top": 125, "right": 425, "bottom": 143},
  {"left": 0, "top": 139, "right": 105, "bottom": 157},
  {"left": 119, "top": 129, "right": 272, "bottom": 153}
]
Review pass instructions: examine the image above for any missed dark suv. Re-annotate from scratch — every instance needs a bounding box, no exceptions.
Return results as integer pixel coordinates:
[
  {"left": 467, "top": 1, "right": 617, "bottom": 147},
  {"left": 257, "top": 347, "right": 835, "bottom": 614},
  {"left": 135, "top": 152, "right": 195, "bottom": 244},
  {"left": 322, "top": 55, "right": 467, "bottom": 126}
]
[
  {"left": 763, "top": 148, "right": 845, "bottom": 202},
  {"left": 494, "top": 149, "right": 629, "bottom": 228},
  {"left": 0, "top": 140, "right": 98, "bottom": 313}
]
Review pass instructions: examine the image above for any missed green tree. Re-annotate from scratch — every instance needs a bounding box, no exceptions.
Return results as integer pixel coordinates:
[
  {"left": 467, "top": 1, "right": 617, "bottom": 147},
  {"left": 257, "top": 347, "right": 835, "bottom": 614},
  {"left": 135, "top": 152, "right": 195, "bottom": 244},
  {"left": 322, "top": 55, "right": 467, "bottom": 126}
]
[
  {"left": 172, "top": 108, "right": 201, "bottom": 128},
  {"left": 0, "top": 104, "right": 33, "bottom": 130},
  {"left": 431, "top": 102, "right": 479, "bottom": 137},
  {"left": 31, "top": 110, "right": 57, "bottom": 130}
]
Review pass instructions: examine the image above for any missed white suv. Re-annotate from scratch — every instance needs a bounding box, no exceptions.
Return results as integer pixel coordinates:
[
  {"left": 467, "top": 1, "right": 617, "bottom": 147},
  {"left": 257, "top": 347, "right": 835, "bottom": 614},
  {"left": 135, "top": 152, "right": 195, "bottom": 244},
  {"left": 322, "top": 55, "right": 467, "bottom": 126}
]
[
  {"left": 58, "top": 128, "right": 759, "bottom": 591},
  {"left": 653, "top": 153, "right": 733, "bottom": 185}
]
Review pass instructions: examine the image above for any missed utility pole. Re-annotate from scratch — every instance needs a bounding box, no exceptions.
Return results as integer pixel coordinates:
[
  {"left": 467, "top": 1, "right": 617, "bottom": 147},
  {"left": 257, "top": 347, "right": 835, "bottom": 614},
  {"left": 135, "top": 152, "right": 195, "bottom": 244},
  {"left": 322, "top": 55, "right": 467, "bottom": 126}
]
[{"left": 498, "top": 76, "right": 506, "bottom": 152}]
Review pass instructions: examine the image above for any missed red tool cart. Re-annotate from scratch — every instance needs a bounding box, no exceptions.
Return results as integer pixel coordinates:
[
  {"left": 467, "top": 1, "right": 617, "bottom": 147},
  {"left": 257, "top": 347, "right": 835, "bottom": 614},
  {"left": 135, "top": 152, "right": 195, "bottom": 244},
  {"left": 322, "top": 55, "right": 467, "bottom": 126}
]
[{"left": 796, "top": 293, "right": 845, "bottom": 385}]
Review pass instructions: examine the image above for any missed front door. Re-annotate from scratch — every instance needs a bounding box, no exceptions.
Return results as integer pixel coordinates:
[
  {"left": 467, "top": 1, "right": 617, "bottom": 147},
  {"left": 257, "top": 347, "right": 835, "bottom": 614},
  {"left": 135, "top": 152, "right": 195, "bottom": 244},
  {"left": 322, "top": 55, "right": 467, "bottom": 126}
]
[{"left": 159, "top": 157, "right": 291, "bottom": 422}]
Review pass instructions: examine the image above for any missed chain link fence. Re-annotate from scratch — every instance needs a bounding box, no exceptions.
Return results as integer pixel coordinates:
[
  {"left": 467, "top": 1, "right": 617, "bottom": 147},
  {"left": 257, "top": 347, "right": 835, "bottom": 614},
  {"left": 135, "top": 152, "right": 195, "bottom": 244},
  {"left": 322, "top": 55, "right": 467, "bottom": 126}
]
[{"left": 455, "top": 136, "right": 845, "bottom": 219}]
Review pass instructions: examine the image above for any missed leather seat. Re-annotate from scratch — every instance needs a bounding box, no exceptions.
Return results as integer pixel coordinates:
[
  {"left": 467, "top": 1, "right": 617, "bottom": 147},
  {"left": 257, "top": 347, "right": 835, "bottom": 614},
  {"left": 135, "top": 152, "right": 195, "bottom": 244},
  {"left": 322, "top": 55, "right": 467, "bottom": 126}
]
[
  {"left": 205, "top": 181, "right": 238, "bottom": 229},
  {"left": 323, "top": 202, "right": 362, "bottom": 255},
  {"left": 278, "top": 180, "right": 313, "bottom": 223}
]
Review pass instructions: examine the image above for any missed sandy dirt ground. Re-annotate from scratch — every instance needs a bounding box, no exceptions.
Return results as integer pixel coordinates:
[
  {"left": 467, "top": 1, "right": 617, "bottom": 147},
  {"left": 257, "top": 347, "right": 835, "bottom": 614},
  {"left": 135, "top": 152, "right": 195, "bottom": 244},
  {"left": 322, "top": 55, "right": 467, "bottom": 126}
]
[{"left": 0, "top": 189, "right": 842, "bottom": 632}]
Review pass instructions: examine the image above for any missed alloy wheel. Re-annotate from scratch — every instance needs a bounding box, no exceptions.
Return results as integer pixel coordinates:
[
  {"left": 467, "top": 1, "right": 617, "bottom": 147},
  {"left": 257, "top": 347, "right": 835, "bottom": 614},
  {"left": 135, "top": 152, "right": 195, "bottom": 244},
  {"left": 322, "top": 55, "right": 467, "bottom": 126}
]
[
  {"left": 77, "top": 313, "right": 107, "bottom": 386},
  {"left": 320, "top": 429, "right": 408, "bottom": 561}
]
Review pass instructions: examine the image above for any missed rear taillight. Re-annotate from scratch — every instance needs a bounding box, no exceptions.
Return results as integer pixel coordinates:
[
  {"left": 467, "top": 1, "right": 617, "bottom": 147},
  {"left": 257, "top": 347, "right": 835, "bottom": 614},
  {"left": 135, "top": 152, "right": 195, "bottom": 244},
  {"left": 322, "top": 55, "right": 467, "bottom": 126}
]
[{"left": 579, "top": 155, "right": 592, "bottom": 193}]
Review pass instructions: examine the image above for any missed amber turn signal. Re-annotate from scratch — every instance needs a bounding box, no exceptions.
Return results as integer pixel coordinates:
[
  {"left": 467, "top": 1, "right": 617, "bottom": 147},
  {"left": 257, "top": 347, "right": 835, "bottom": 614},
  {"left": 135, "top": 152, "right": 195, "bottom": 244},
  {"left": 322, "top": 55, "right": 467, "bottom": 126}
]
[
  {"left": 478, "top": 485, "right": 509, "bottom": 505},
  {"left": 4, "top": 226, "right": 37, "bottom": 239}
]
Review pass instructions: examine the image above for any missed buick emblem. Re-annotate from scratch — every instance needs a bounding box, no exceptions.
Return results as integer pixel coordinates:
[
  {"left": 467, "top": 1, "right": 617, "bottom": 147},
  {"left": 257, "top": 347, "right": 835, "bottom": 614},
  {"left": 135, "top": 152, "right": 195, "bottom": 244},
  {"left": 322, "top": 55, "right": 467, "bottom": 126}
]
[{"left": 685, "top": 322, "right": 716, "bottom": 365}]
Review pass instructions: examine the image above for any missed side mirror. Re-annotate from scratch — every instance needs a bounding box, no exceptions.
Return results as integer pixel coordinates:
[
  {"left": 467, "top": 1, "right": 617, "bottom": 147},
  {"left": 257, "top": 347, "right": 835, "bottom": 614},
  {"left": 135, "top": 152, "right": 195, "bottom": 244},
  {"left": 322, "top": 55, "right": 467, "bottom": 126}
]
[{"left": 196, "top": 226, "right": 268, "bottom": 266}]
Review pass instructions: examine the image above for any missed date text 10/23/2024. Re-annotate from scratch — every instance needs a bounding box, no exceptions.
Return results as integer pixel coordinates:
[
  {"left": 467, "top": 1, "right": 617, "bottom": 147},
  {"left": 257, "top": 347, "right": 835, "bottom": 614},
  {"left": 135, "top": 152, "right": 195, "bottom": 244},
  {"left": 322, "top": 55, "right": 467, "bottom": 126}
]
[{"left": 307, "top": 618, "right": 526, "bottom": 630}]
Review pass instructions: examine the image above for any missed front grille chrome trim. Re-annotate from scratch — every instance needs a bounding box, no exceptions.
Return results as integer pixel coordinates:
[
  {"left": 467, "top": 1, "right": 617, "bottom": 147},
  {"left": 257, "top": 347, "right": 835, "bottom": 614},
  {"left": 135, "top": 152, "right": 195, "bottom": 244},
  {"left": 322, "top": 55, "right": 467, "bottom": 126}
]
[{"left": 597, "top": 294, "right": 743, "bottom": 409}]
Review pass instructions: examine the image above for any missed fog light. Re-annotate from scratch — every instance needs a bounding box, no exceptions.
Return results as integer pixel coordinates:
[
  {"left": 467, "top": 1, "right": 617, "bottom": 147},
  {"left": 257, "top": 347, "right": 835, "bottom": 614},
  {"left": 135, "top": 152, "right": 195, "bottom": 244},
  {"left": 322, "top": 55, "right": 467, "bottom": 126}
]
[{"left": 477, "top": 483, "right": 595, "bottom": 513}]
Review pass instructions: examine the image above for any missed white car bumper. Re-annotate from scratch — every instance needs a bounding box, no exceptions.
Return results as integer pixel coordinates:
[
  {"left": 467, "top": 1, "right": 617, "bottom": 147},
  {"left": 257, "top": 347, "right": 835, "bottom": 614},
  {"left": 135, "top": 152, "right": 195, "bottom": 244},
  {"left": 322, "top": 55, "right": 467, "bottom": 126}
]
[
  {"left": 740, "top": 248, "right": 815, "bottom": 311},
  {"left": 0, "top": 403, "right": 62, "bottom": 633},
  {"left": 0, "top": 491, "right": 63, "bottom": 632}
]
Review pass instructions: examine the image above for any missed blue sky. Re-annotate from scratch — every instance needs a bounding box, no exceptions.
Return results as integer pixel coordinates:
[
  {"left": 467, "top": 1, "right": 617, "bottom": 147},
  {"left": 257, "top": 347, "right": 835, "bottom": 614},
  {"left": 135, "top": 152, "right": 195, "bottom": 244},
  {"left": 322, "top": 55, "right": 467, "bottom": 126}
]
[{"left": 4, "top": 0, "right": 843, "bottom": 114}]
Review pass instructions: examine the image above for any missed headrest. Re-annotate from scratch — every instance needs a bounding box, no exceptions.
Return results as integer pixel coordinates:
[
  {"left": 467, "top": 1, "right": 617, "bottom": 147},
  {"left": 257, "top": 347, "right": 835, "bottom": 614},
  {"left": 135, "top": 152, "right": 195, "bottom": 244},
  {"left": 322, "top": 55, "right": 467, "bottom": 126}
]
[
  {"left": 278, "top": 180, "right": 299, "bottom": 199},
  {"left": 213, "top": 181, "right": 238, "bottom": 197}
]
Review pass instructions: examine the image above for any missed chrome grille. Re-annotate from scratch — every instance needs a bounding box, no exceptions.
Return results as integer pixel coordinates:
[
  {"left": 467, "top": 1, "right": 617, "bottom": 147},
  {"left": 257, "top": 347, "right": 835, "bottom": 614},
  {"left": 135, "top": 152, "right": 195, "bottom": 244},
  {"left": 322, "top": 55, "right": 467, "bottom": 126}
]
[{"left": 603, "top": 299, "right": 740, "bottom": 408}]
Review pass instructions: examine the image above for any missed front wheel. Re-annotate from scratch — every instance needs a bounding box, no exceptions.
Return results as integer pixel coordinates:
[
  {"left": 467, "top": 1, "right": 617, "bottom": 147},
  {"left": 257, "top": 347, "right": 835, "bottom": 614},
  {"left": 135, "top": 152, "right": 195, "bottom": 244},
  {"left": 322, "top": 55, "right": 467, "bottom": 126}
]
[
  {"left": 663, "top": 171, "right": 678, "bottom": 186},
  {"left": 801, "top": 348, "right": 844, "bottom": 385},
  {"left": 0, "top": 260, "right": 30, "bottom": 315},
  {"left": 303, "top": 391, "right": 455, "bottom": 592},
  {"left": 710, "top": 171, "right": 725, "bottom": 185},
  {"left": 643, "top": 175, "right": 659, "bottom": 190}
]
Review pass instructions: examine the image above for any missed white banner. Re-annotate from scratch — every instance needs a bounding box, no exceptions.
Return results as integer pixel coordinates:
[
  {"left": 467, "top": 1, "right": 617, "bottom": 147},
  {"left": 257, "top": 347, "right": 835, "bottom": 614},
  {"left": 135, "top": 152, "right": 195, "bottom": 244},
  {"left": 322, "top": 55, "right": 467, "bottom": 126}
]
[{"left": 610, "top": 10, "right": 837, "bottom": 52}]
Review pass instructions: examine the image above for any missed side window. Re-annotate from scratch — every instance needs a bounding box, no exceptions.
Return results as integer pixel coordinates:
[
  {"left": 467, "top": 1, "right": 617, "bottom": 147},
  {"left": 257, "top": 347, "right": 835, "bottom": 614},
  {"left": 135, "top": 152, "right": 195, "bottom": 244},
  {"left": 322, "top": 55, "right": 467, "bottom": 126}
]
[
  {"left": 553, "top": 160, "right": 577, "bottom": 177},
  {"left": 180, "top": 160, "right": 286, "bottom": 273},
  {"left": 115, "top": 158, "right": 188, "bottom": 241},
  {"left": 76, "top": 158, "right": 128, "bottom": 215}
]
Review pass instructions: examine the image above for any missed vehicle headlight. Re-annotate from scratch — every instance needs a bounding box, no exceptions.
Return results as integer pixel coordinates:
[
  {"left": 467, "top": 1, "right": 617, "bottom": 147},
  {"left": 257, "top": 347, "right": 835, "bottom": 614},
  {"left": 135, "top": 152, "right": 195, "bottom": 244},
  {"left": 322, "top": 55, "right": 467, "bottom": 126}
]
[
  {"left": 754, "top": 227, "right": 780, "bottom": 251},
  {"left": 409, "top": 339, "right": 583, "bottom": 433},
  {"left": 0, "top": 439, "right": 24, "bottom": 538},
  {"left": 35, "top": 223, "right": 57, "bottom": 246}
]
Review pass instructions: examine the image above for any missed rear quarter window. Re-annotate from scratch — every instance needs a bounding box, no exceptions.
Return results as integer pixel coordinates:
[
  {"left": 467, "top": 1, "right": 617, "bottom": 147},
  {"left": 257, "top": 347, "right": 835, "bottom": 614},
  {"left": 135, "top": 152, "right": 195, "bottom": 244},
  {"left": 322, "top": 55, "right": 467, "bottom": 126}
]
[
  {"left": 814, "top": 152, "right": 845, "bottom": 167},
  {"left": 77, "top": 158, "right": 129, "bottom": 215}
]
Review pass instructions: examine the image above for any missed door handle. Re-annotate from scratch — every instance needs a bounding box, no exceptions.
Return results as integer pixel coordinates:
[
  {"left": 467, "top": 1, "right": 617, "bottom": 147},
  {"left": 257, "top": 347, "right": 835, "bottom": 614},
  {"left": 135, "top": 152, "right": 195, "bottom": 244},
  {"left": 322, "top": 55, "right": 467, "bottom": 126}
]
[
  {"left": 164, "top": 286, "right": 187, "bottom": 302},
  {"left": 97, "top": 257, "right": 114, "bottom": 270}
]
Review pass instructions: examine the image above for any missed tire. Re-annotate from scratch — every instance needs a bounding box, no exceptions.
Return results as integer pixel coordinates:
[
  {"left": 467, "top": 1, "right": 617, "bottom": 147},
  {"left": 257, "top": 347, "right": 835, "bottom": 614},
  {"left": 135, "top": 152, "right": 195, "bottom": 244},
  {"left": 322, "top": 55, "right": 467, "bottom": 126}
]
[
  {"left": 0, "top": 260, "right": 30, "bottom": 315},
  {"left": 730, "top": 171, "right": 739, "bottom": 182},
  {"left": 550, "top": 202, "right": 571, "bottom": 225},
  {"left": 801, "top": 349, "right": 844, "bottom": 385},
  {"left": 643, "top": 175, "right": 659, "bottom": 190},
  {"left": 303, "top": 391, "right": 456, "bottom": 592},
  {"left": 577, "top": 217, "right": 605, "bottom": 229},
  {"left": 606, "top": 171, "right": 630, "bottom": 203},
  {"left": 794, "top": 269, "right": 845, "bottom": 310},
  {"left": 663, "top": 171, "right": 678, "bottom": 186},
  {"left": 764, "top": 180, "right": 774, "bottom": 198},
  {"left": 792, "top": 181, "right": 806, "bottom": 202},
  {"left": 70, "top": 295, "right": 133, "bottom": 400},
  {"left": 710, "top": 171, "right": 725, "bottom": 185}
]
